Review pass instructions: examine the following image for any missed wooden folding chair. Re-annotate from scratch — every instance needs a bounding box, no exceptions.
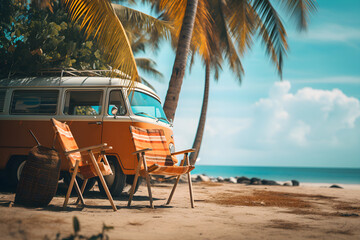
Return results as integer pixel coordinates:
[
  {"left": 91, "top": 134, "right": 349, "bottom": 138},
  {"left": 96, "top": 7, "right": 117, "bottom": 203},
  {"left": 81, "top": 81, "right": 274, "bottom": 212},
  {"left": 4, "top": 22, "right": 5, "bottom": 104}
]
[
  {"left": 128, "top": 126, "right": 196, "bottom": 208},
  {"left": 51, "top": 118, "right": 117, "bottom": 211}
]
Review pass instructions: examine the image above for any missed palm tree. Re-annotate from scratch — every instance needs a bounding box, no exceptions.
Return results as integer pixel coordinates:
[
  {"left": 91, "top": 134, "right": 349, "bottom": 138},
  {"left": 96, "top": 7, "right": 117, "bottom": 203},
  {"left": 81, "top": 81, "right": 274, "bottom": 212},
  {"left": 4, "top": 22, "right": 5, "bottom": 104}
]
[
  {"left": 149, "top": 0, "right": 316, "bottom": 122},
  {"left": 148, "top": 0, "right": 212, "bottom": 121},
  {"left": 188, "top": 0, "right": 317, "bottom": 165}
]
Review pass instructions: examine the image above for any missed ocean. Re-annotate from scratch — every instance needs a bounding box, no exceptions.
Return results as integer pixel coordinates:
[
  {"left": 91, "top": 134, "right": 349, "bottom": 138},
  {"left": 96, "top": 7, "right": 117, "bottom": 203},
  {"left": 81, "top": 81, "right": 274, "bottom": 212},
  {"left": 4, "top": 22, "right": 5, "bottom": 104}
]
[{"left": 191, "top": 165, "right": 360, "bottom": 184}]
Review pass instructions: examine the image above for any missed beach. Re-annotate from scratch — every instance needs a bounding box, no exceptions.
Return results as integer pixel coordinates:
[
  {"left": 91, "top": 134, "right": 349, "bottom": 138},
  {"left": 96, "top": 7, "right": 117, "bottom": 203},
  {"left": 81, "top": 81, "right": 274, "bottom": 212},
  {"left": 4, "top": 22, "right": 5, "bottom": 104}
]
[{"left": 0, "top": 181, "right": 360, "bottom": 240}]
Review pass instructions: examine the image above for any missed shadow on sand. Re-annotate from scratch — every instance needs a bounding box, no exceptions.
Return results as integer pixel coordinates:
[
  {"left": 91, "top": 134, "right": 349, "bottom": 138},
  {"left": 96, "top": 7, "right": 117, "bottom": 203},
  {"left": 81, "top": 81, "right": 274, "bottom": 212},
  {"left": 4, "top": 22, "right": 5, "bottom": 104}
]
[{"left": 0, "top": 176, "right": 170, "bottom": 211}]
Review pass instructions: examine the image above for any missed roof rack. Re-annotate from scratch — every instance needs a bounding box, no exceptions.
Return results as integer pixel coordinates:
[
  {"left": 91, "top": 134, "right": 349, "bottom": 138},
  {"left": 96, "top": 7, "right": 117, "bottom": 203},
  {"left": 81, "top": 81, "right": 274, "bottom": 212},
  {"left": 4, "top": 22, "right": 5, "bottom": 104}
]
[{"left": 37, "top": 68, "right": 131, "bottom": 81}]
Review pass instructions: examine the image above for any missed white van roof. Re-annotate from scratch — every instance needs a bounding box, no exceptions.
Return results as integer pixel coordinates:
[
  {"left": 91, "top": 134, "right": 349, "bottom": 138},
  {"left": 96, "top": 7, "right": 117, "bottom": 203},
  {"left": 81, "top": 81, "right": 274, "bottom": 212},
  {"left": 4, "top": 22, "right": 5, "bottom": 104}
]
[{"left": 0, "top": 76, "right": 155, "bottom": 93}]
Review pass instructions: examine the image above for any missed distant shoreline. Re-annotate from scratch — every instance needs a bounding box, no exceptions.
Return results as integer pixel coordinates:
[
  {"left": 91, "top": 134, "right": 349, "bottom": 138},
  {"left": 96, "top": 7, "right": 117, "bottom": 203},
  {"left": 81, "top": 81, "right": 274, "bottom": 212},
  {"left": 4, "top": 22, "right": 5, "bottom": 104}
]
[
  {"left": 293, "top": 182, "right": 360, "bottom": 190},
  {"left": 194, "top": 164, "right": 360, "bottom": 169},
  {"left": 191, "top": 173, "right": 360, "bottom": 190},
  {"left": 191, "top": 165, "right": 360, "bottom": 185}
]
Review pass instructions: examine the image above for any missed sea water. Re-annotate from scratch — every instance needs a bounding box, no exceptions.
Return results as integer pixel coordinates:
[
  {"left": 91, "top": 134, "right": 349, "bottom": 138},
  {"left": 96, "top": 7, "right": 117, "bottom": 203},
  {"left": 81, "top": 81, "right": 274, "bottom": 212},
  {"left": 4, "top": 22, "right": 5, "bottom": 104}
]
[{"left": 191, "top": 165, "right": 360, "bottom": 184}]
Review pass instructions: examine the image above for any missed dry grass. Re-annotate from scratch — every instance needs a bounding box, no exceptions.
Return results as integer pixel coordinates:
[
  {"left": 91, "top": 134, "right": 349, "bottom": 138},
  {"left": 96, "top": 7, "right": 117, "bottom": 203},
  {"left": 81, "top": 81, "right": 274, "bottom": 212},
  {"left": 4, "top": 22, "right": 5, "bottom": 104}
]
[
  {"left": 198, "top": 182, "right": 224, "bottom": 187},
  {"left": 208, "top": 190, "right": 311, "bottom": 208},
  {"left": 285, "top": 208, "right": 360, "bottom": 218},
  {"left": 266, "top": 219, "right": 307, "bottom": 230},
  {"left": 334, "top": 202, "right": 360, "bottom": 211},
  {"left": 326, "top": 229, "right": 354, "bottom": 236},
  {"left": 128, "top": 221, "right": 143, "bottom": 226}
]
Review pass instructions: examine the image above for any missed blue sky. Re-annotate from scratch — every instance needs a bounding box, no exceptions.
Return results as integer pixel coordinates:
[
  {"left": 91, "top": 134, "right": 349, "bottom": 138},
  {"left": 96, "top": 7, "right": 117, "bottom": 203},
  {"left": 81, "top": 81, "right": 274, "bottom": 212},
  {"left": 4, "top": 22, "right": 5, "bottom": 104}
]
[{"left": 135, "top": 0, "right": 360, "bottom": 168}]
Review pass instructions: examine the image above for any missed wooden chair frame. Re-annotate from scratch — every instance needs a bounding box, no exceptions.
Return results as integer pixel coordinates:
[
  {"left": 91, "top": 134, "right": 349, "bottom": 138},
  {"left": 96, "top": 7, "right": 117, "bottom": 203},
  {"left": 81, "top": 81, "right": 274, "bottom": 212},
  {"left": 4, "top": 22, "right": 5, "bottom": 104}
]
[
  {"left": 51, "top": 119, "right": 117, "bottom": 211},
  {"left": 128, "top": 148, "right": 195, "bottom": 208}
]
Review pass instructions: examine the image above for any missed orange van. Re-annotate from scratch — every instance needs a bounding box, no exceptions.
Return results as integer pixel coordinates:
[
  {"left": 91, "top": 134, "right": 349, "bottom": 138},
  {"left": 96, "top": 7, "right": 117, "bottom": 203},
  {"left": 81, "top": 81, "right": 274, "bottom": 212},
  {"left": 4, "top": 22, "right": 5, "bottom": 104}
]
[{"left": 0, "top": 73, "right": 175, "bottom": 196}]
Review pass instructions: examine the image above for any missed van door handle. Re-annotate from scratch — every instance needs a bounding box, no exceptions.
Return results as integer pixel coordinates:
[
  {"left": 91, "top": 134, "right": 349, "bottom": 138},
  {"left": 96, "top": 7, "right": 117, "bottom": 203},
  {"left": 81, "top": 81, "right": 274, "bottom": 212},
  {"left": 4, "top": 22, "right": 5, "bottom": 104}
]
[{"left": 89, "top": 121, "right": 102, "bottom": 125}]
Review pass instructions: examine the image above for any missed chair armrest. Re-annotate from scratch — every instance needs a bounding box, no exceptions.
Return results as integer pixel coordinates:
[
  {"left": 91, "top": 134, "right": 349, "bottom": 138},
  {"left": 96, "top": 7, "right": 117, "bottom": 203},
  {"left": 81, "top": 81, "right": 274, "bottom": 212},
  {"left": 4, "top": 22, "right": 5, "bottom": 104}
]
[
  {"left": 65, "top": 143, "right": 112, "bottom": 155},
  {"left": 132, "top": 148, "right": 153, "bottom": 155},
  {"left": 171, "top": 148, "right": 195, "bottom": 156}
]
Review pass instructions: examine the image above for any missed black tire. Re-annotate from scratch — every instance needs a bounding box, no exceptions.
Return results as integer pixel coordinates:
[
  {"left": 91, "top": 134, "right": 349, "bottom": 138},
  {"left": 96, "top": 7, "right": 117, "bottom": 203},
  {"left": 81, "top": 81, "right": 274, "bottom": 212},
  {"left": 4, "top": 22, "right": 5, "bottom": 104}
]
[
  {"left": 63, "top": 172, "right": 97, "bottom": 194},
  {"left": 98, "top": 156, "right": 126, "bottom": 197},
  {"left": 6, "top": 156, "right": 27, "bottom": 188},
  {"left": 124, "top": 174, "right": 142, "bottom": 195}
]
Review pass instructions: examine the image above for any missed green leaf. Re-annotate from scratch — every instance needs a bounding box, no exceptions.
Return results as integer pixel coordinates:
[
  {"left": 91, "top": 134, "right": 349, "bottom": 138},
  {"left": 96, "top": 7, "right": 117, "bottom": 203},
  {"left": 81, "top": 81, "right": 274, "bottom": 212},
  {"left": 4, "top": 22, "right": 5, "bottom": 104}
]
[
  {"left": 73, "top": 216, "right": 80, "bottom": 234},
  {"left": 94, "top": 50, "right": 101, "bottom": 59}
]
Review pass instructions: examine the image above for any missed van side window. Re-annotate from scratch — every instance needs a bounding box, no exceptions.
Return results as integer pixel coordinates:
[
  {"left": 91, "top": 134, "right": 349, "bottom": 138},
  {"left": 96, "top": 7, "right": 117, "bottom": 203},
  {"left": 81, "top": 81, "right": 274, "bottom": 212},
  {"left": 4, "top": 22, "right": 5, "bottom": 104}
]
[
  {"left": 108, "top": 90, "right": 127, "bottom": 116},
  {"left": 0, "top": 89, "right": 5, "bottom": 113},
  {"left": 10, "top": 90, "right": 58, "bottom": 115},
  {"left": 64, "top": 90, "right": 103, "bottom": 115}
]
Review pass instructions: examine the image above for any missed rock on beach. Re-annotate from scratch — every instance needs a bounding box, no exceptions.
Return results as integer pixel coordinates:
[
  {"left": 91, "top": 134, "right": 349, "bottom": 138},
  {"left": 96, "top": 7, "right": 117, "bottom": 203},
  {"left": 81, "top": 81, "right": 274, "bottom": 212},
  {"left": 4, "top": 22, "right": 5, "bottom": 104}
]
[{"left": 193, "top": 174, "right": 300, "bottom": 187}]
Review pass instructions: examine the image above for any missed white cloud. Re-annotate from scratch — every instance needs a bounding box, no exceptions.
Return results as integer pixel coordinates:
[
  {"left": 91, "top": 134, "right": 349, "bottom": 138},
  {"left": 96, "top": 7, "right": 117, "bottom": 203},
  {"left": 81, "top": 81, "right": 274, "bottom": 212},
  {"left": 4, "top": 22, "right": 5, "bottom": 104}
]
[
  {"left": 288, "top": 120, "right": 311, "bottom": 146},
  {"left": 172, "top": 81, "right": 360, "bottom": 167},
  {"left": 296, "top": 24, "right": 360, "bottom": 43},
  {"left": 288, "top": 76, "right": 360, "bottom": 84},
  {"left": 250, "top": 81, "right": 360, "bottom": 147}
]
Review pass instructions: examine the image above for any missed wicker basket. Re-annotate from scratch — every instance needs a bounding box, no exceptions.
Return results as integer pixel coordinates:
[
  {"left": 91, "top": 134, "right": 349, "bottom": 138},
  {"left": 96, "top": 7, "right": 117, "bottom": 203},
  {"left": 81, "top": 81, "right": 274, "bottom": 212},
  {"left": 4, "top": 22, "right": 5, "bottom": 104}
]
[{"left": 15, "top": 146, "right": 61, "bottom": 207}]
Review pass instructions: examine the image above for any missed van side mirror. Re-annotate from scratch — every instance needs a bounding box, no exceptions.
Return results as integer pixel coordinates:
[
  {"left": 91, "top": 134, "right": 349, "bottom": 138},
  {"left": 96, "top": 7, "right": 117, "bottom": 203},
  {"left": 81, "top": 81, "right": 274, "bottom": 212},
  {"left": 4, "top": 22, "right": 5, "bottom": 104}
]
[
  {"left": 111, "top": 106, "right": 118, "bottom": 118},
  {"left": 169, "top": 119, "right": 173, "bottom": 127}
]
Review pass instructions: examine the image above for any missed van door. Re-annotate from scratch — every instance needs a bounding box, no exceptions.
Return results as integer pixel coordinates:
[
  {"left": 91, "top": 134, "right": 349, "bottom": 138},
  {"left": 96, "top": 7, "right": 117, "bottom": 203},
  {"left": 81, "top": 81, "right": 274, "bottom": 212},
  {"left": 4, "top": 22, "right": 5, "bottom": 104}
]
[
  {"left": 102, "top": 89, "right": 136, "bottom": 173},
  {"left": 57, "top": 89, "right": 104, "bottom": 148}
]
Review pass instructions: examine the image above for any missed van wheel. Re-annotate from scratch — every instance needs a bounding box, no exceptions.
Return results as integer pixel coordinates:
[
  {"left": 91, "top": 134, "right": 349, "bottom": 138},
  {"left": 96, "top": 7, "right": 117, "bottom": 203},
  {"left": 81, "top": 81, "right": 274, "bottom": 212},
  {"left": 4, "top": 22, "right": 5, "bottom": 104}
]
[
  {"left": 7, "top": 156, "right": 27, "bottom": 188},
  {"left": 98, "top": 156, "right": 126, "bottom": 197},
  {"left": 63, "top": 172, "right": 97, "bottom": 194},
  {"left": 124, "top": 175, "right": 142, "bottom": 195}
]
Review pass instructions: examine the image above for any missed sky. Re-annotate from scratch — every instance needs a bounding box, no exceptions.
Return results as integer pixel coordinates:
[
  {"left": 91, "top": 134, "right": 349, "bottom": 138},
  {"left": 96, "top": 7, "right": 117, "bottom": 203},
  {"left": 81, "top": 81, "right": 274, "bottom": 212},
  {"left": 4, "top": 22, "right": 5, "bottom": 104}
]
[{"left": 134, "top": 0, "right": 360, "bottom": 168}]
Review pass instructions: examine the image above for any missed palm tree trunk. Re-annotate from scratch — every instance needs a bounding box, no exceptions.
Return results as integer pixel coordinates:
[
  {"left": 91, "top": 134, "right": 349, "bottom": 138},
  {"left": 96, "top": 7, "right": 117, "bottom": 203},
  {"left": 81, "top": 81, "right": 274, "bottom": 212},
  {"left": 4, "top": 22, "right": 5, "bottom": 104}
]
[
  {"left": 163, "top": 0, "right": 199, "bottom": 121},
  {"left": 189, "top": 62, "right": 210, "bottom": 165}
]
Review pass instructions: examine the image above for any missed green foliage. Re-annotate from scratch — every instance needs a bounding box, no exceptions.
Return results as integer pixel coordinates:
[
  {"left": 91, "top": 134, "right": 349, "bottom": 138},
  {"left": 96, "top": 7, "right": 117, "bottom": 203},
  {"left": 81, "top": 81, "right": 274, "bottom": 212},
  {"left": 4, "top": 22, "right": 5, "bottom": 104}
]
[
  {"left": 0, "top": 0, "right": 108, "bottom": 78},
  {"left": 74, "top": 106, "right": 98, "bottom": 116},
  {"left": 73, "top": 216, "right": 80, "bottom": 235},
  {"left": 44, "top": 216, "right": 113, "bottom": 240}
]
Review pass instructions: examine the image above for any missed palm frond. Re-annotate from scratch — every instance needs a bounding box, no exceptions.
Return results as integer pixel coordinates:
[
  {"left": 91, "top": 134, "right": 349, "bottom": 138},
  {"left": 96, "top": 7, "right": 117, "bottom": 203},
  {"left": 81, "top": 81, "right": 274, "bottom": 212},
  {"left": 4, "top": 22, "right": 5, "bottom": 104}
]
[
  {"left": 131, "top": 35, "right": 147, "bottom": 54},
  {"left": 225, "top": 0, "right": 256, "bottom": 56},
  {"left": 253, "top": 0, "right": 288, "bottom": 77},
  {"left": 112, "top": 3, "right": 172, "bottom": 43},
  {"left": 135, "top": 57, "right": 164, "bottom": 80},
  {"left": 280, "top": 0, "right": 317, "bottom": 30},
  {"left": 154, "top": 0, "right": 212, "bottom": 63},
  {"left": 112, "top": 0, "right": 136, "bottom": 4},
  {"left": 139, "top": 76, "right": 157, "bottom": 92},
  {"left": 63, "top": 0, "right": 139, "bottom": 88},
  {"left": 212, "top": 0, "right": 244, "bottom": 82}
]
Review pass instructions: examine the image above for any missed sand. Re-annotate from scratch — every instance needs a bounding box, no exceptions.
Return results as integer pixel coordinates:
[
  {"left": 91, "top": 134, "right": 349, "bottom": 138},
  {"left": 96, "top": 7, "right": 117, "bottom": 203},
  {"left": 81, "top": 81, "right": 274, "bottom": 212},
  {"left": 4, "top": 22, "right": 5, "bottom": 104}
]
[{"left": 0, "top": 181, "right": 359, "bottom": 240}]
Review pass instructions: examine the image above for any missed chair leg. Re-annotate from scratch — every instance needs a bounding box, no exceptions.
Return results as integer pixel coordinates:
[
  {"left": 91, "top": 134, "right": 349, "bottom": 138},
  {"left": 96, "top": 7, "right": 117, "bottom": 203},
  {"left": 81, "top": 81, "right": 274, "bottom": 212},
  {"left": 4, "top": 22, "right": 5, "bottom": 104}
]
[
  {"left": 141, "top": 154, "right": 154, "bottom": 208},
  {"left": 73, "top": 178, "right": 85, "bottom": 206},
  {"left": 184, "top": 153, "right": 195, "bottom": 208},
  {"left": 144, "top": 171, "right": 154, "bottom": 208},
  {"left": 166, "top": 175, "right": 181, "bottom": 205},
  {"left": 89, "top": 151, "right": 117, "bottom": 211},
  {"left": 128, "top": 154, "right": 143, "bottom": 207},
  {"left": 75, "top": 179, "right": 88, "bottom": 205},
  {"left": 187, "top": 172, "right": 194, "bottom": 208},
  {"left": 63, "top": 161, "right": 80, "bottom": 209}
]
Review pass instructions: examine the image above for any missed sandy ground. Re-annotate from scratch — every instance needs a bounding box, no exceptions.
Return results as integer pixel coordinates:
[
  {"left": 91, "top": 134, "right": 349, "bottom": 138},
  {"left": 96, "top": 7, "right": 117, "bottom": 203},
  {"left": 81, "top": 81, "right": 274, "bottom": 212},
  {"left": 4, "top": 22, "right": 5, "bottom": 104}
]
[{"left": 0, "top": 181, "right": 360, "bottom": 240}]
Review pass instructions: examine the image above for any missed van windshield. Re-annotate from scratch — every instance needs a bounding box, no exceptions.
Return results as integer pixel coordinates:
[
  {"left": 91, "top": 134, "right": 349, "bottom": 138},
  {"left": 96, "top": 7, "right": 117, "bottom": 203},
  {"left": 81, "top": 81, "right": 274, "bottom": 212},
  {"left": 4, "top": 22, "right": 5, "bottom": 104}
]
[{"left": 129, "top": 91, "right": 169, "bottom": 124}]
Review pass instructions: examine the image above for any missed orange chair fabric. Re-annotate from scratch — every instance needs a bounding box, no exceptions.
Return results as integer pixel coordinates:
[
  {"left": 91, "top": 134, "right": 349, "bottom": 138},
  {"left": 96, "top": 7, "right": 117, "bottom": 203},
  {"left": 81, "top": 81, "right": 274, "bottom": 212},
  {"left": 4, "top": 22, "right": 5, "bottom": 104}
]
[
  {"left": 128, "top": 126, "right": 195, "bottom": 208},
  {"left": 130, "top": 126, "right": 176, "bottom": 167},
  {"left": 130, "top": 126, "right": 193, "bottom": 175},
  {"left": 52, "top": 118, "right": 112, "bottom": 178},
  {"left": 51, "top": 118, "right": 117, "bottom": 211},
  {"left": 51, "top": 118, "right": 82, "bottom": 166},
  {"left": 140, "top": 165, "right": 195, "bottom": 176}
]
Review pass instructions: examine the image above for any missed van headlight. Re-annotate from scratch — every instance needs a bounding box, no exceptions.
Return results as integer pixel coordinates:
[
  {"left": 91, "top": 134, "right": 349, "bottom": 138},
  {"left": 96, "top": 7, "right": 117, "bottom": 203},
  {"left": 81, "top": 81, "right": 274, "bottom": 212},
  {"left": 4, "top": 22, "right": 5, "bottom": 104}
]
[{"left": 169, "top": 143, "right": 175, "bottom": 154}]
